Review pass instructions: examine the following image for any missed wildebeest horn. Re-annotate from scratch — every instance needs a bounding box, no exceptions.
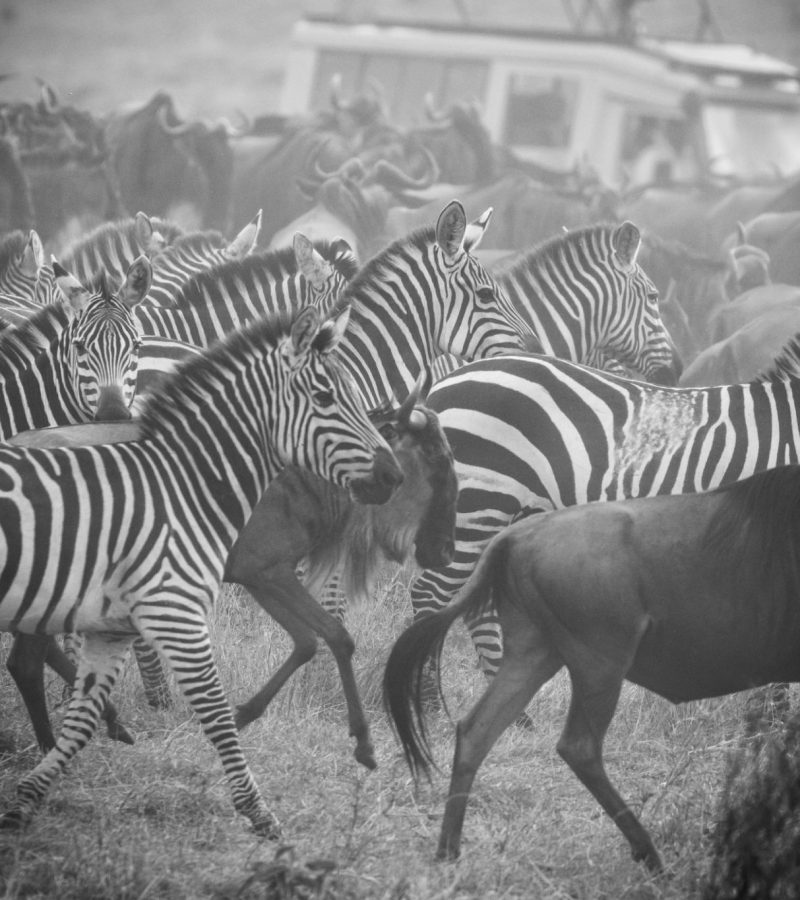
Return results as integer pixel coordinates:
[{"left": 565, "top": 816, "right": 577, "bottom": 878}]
[
  {"left": 396, "top": 375, "right": 427, "bottom": 430},
  {"left": 156, "top": 104, "right": 193, "bottom": 135},
  {"left": 312, "top": 149, "right": 365, "bottom": 184},
  {"left": 36, "top": 77, "right": 60, "bottom": 113},
  {"left": 215, "top": 109, "right": 251, "bottom": 137},
  {"left": 330, "top": 73, "right": 344, "bottom": 110},
  {"left": 371, "top": 146, "right": 440, "bottom": 192}
]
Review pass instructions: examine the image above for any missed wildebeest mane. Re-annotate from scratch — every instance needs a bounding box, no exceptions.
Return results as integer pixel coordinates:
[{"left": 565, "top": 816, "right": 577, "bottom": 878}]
[{"left": 703, "top": 466, "right": 800, "bottom": 599}]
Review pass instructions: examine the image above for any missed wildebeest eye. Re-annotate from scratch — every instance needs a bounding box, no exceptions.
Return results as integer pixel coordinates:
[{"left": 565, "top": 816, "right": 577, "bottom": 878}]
[{"left": 379, "top": 423, "right": 398, "bottom": 442}]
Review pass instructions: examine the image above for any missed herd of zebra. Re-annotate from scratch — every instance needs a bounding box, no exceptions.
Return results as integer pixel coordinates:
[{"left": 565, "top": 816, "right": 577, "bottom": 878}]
[{"left": 1, "top": 170, "right": 799, "bottom": 868}]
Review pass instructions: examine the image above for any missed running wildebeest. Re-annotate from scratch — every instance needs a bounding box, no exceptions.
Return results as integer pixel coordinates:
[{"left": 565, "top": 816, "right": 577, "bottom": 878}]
[{"left": 383, "top": 465, "right": 800, "bottom": 872}]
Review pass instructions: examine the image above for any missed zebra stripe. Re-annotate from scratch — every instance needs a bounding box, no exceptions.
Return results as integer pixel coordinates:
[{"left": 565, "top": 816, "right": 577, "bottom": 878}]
[
  {"left": 60, "top": 211, "right": 261, "bottom": 308},
  {"left": 0, "top": 305, "right": 398, "bottom": 834},
  {"left": 412, "top": 351, "right": 800, "bottom": 674}
]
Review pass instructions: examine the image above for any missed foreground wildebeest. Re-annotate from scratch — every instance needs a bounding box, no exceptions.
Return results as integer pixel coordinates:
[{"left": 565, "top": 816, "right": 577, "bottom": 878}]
[{"left": 384, "top": 464, "right": 800, "bottom": 872}]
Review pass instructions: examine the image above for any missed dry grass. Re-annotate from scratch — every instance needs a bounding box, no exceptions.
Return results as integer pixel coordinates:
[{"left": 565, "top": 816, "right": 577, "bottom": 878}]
[{"left": 0, "top": 566, "right": 786, "bottom": 899}]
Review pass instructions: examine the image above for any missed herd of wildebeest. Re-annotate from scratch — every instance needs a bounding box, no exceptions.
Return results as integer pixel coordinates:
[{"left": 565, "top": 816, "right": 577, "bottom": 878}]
[{"left": 2, "top": 76, "right": 800, "bottom": 883}]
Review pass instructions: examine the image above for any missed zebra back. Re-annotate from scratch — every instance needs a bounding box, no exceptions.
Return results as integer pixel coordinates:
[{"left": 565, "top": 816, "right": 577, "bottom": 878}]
[{"left": 0, "top": 229, "right": 59, "bottom": 312}]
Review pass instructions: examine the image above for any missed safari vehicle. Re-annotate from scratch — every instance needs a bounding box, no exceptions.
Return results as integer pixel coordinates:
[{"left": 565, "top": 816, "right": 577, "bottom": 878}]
[{"left": 280, "top": 7, "right": 800, "bottom": 187}]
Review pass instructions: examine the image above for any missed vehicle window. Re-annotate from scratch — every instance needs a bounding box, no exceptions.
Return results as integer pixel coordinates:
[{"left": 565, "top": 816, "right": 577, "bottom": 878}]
[
  {"left": 503, "top": 74, "right": 578, "bottom": 148},
  {"left": 310, "top": 51, "right": 488, "bottom": 126},
  {"left": 702, "top": 104, "right": 800, "bottom": 179}
]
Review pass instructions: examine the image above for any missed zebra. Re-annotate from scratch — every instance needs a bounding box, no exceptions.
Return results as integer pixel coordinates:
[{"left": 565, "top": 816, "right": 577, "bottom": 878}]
[
  {"left": 0, "top": 304, "right": 402, "bottom": 835},
  {"left": 410, "top": 340, "right": 800, "bottom": 677},
  {"left": 0, "top": 257, "right": 148, "bottom": 430},
  {"left": 59, "top": 210, "right": 261, "bottom": 308},
  {"left": 131, "top": 234, "right": 359, "bottom": 355},
  {"left": 0, "top": 229, "right": 58, "bottom": 315},
  {"left": 431, "top": 221, "right": 680, "bottom": 385}
]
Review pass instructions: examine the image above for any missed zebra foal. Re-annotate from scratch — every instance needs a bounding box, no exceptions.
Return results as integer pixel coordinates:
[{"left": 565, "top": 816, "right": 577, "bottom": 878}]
[{"left": 0, "top": 304, "right": 401, "bottom": 837}]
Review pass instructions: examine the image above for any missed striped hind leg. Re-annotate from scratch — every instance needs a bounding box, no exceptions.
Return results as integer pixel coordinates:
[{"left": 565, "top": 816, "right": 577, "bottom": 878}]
[
  {"left": 132, "top": 610, "right": 279, "bottom": 839},
  {"left": 0, "top": 632, "right": 133, "bottom": 831},
  {"left": 131, "top": 636, "right": 172, "bottom": 709}
]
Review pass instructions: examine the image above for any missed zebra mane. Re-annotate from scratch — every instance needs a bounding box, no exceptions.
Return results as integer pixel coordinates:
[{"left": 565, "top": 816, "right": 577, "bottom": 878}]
[
  {"left": 329, "top": 226, "right": 434, "bottom": 317},
  {"left": 496, "top": 222, "right": 617, "bottom": 277},
  {"left": 703, "top": 466, "right": 800, "bottom": 602},
  {"left": 754, "top": 333, "right": 800, "bottom": 382},
  {"left": 161, "top": 229, "right": 226, "bottom": 254},
  {"left": 137, "top": 312, "right": 313, "bottom": 437},
  {"left": 170, "top": 240, "right": 359, "bottom": 310},
  {"left": 61, "top": 216, "right": 185, "bottom": 263},
  {"left": 0, "top": 302, "right": 71, "bottom": 374},
  {"left": 0, "top": 230, "right": 28, "bottom": 274}
]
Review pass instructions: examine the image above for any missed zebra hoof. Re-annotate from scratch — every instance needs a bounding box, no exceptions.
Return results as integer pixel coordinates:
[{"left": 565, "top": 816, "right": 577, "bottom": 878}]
[
  {"left": 252, "top": 815, "right": 282, "bottom": 841},
  {"left": 0, "top": 807, "right": 28, "bottom": 832}
]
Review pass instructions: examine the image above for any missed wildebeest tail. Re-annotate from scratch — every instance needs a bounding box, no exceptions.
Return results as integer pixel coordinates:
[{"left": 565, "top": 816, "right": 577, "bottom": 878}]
[{"left": 382, "top": 536, "right": 505, "bottom": 780}]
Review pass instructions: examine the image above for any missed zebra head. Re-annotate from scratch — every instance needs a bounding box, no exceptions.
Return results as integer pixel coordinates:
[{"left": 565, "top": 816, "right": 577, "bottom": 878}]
[
  {"left": 275, "top": 305, "right": 403, "bottom": 505},
  {"left": 434, "top": 200, "right": 541, "bottom": 360},
  {"left": 55, "top": 256, "right": 149, "bottom": 421},
  {"left": 603, "top": 220, "right": 683, "bottom": 385}
]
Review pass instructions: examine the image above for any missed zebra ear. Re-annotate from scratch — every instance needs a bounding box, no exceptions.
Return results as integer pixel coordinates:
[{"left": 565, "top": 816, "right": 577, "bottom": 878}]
[
  {"left": 463, "top": 207, "right": 494, "bottom": 254},
  {"left": 315, "top": 306, "right": 351, "bottom": 354},
  {"left": 290, "top": 305, "right": 322, "bottom": 357},
  {"left": 436, "top": 200, "right": 467, "bottom": 259},
  {"left": 294, "top": 232, "right": 332, "bottom": 290},
  {"left": 119, "top": 256, "right": 152, "bottom": 308},
  {"left": 19, "top": 230, "right": 44, "bottom": 277},
  {"left": 134, "top": 211, "right": 166, "bottom": 255},
  {"left": 226, "top": 209, "right": 262, "bottom": 259},
  {"left": 613, "top": 221, "right": 642, "bottom": 269},
  {"left": 53, "top": 261, "right": 91, "bottom": 313}
]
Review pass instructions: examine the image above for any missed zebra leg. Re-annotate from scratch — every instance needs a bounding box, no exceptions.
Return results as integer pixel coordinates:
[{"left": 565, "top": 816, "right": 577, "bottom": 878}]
[
  {"left": 131, "top": 636, "right": 172, "bottom": 709},
  {"left": 133, "top": 614, "right": 279, "bottom": 839},
  {"left": 0, "top": 632, "right": 132, "bottom": 831}
]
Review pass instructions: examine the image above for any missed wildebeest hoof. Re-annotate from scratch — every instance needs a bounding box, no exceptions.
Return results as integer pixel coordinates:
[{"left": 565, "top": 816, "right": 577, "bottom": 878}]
[
  {"left": 105, "top": 718, "right": 135, "bottom": 745},
  {"left": 354, "top": 742, "right": 377, "bottom": 770}
]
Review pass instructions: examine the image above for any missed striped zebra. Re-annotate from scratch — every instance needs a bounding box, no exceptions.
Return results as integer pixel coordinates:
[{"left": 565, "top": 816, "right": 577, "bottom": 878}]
[
  {"left": 0, "top": 230, "right": 58, "bottom": 315},
  {"left": 432, "top": 221, "right": 680, "bottom": 385},
  {"left": 411, "top": 341, "right": 800, "bottom": 676},
  {"left": 131, "top": 235, "right": 359, "bottom": 356},
  {"left": 29, "top": 199, "right": 539, "bottom": 719},
  {"left": 60, "top": 210, "right": 261, "bottom": 308},
  {"left": 0, "top": 305, "right": 401, "bottom": 835},
  {"left": 0, "top": 258, "right": 148, "bottom": 429}
]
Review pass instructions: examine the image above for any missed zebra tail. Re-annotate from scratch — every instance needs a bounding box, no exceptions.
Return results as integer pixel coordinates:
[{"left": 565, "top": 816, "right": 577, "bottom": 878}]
[{"left": 382, "top": 539, "right": 504, "bottom": 782}]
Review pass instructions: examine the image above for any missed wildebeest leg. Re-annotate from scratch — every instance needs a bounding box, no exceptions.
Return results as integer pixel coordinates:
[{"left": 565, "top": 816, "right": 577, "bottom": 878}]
[
  {"left": 7, "top": 634, "right": 55, "bottom": 752},
  {"left": 234, "top": 565, "right": 376, "bottom": 770},
  {"left": 438, "top": 624, "right": 561, "bottom": 860},
  {"left": 7, "top": 633, "right": 134, "bottom": 752},
  {"left": 556, "top": 670, "right": 662, "bottom": 873}
]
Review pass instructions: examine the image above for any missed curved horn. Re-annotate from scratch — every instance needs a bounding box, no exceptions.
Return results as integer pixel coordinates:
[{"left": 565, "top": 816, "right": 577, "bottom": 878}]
[
  {"left": 396, "top": 374, "right": 427, "bottom": 429},
  {"left": 311, "top": 147, "right": 365, "bottom": 184},
  {"left": 215, "top": 109, "right": 252, "bottom": 138},
  {"left": 156, "top": 103, "right": 193, "bottom": 136},
  {"left": 371, "top": 145, "right": 440, "bottom": 193},
  {"left": 329, "top": 73, "right": 344, "bottom": 110},
  {"left": 36, "top": 77, "right": 60, "bottom": 114}
]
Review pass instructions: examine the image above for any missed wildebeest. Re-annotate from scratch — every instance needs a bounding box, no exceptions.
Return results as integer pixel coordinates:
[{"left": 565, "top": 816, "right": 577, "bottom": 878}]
[{"left": 383, "top": 464, "right": 800, "bottom": 872}]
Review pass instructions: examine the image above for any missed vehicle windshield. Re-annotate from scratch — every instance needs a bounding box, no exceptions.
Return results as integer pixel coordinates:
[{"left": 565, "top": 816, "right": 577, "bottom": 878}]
[{"left": 702, "top": 102, "right": 800, "bottom": 178}]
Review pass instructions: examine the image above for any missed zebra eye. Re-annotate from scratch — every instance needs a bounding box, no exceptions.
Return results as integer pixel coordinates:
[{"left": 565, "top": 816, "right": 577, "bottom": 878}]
[
  {"left": 476, "top": 287, "right": 495, "bottom": 303},
  {"left": 72, "top": 339, "right": 87, "bottom": 354},
  {"left": 313, "top": 390, "right": 335, "bottom": 406}
]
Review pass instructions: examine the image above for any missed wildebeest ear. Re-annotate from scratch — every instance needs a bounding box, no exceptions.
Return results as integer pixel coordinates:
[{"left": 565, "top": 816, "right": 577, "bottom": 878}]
[
  {"left": 226, "top": 209, "right": 262, "bottom": 259},
  {"left": 613, "top": 220, "right": 641, "bottom": 269},
  {"left": 436, "top": 200, "right": 467, "bottom": 259},
  {"left": 119, "top": 256, "right": 152, "bottom": 308},
  {"left": 463, "top": 207, "right": 494, "bottom": 254},
  {"left": 294, "top": 232, "right": 332, "bottom": 290}
]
